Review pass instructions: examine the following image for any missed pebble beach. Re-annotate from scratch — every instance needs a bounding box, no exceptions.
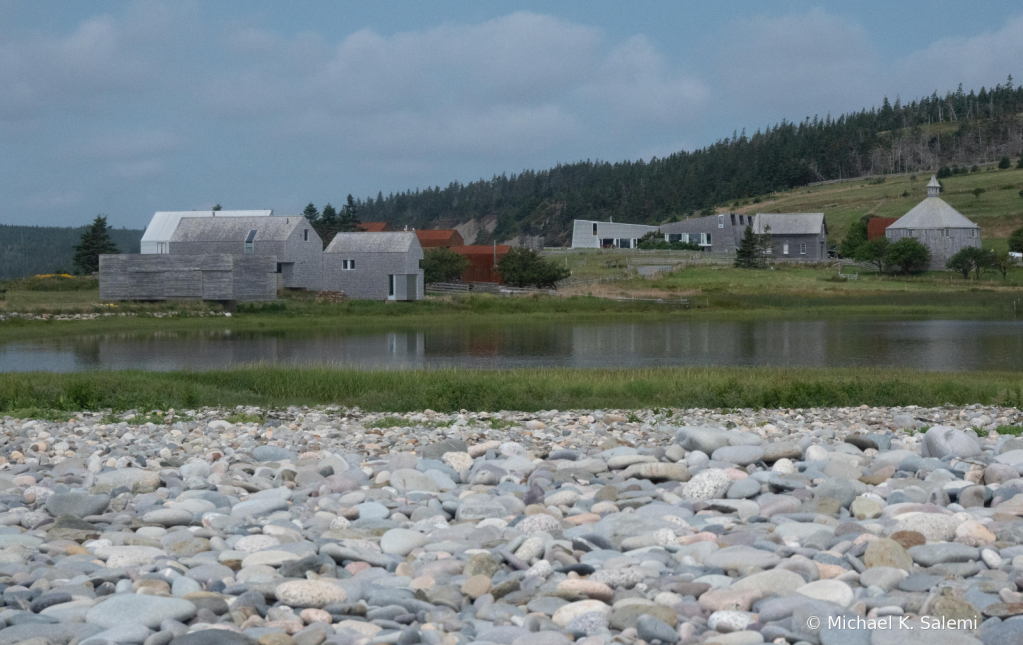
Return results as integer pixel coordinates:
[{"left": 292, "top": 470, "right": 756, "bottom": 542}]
[{"left": 0, "top": 404, "right": 1022, "bottom": 645}]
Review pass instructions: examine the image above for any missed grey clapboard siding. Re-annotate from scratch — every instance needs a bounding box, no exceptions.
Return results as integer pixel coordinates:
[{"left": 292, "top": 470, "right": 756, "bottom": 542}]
[{"left": 99, "top": 254, "right": 277, "bottom": 301}]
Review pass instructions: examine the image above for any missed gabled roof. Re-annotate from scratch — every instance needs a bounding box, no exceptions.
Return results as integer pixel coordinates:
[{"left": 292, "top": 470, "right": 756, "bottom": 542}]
[
  {"left": 357, "top": 222, "right": 394, "bottom": 232},
  {"left": 887, "top": 197, "right": 979, "bottom": 229},
  {"left": 170, "top": 216, "right": 305, "bottom": 243},
  {"left": 325, "top": 231, "right": 420, "bottom": 253},
  {"left": 141, "top": 210, "right": 272, "bottom": 244},
  {"left": 752, "top": 213, "right": 827, "bottom": 235},
  {"left": 416, "top": 230, "right": 462, "bottom": 241}
]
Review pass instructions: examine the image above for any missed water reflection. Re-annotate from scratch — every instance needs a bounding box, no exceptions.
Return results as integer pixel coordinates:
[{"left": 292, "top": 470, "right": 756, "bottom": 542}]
[{"left": 1, "top": 319, "right": 1022, "bottom": 373}]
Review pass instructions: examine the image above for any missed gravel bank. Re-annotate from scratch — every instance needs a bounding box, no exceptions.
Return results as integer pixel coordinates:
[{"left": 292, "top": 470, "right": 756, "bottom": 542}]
[{"left": 0, "top": 404, "right": 1021, "bottom": 645}]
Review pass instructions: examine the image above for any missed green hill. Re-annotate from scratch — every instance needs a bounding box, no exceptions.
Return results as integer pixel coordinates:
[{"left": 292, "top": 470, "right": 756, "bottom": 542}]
[
  {"left": 732, "top": 163, "right": 1023, "bottom": 248},
  {"left": 0, "top": 225, "right": 143, "bottom": 279}
]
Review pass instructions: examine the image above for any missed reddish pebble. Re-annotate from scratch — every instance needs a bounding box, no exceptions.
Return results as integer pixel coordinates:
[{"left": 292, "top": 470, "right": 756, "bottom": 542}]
[{"left": 346, "top": 561, "right": 372, "bottom": 575}]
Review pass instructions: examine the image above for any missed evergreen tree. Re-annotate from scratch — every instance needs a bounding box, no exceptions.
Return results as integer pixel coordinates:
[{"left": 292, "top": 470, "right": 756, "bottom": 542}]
[
  {"left": 339, "top": 194, "right": 361, "bottom": 232},
  {"left": 302, "top": 203, "right": 320, "bottom": 223},
  {"left": 734, "top": 226, "right": 758, "bottom": 268},
  {"left": 998, "top": 156, "right": 1011, "bottom": 169},
  {"left": 321, "top": 203, "right": 338, "bottom": 227},
  {"left": 212, "top": 204, "right": 222, "bottom": 211},
  {"left": 840, "top": 217, "right": 869, "bottom": 258},
  {"left": 72, "top": 215, "right": 119, "bottom": 275}
]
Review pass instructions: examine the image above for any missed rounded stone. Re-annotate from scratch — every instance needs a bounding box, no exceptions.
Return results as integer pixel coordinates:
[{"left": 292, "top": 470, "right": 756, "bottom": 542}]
[
  {"left": 274, "top": 580, "right": 348, "bottom": 608},
  {"left": 380, "top": 528, "right": 431, "bottom": 556},
  {"left": 461, "top": 575, "right": 492, "bottom": 600},
  {"left": 86, "top": 595, "right": 197, "bottom": 629}
]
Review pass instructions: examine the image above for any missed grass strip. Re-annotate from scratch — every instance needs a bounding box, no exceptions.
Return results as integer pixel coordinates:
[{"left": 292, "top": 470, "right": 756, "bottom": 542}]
[{"left": 2, "top": 366, "right": 1021, "bottom": 414}]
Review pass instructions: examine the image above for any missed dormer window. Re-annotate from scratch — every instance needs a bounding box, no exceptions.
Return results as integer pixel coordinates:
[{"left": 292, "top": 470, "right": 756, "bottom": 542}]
[{"left": 245, "top": 229, "right": 257, "bottom": 253}]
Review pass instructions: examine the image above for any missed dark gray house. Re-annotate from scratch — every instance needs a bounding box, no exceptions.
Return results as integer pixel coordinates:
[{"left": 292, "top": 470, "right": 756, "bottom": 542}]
[
  {"left": 99, "top": 254, "right": 277, "bottom": 302},
  {"left": 323, "top": 232, "right": 424, "bottom": 301},
  {"left": 169, "top": 216, "right": 322, "bottom": 290},
  {"left": 752, "top": 213, "right": 828, "bottom": 261},
  {"left": 659, "top": 213, "right": 753, "bottom": 254},
  {"left": 885, "top": 176, "right": 981, "bottom": 270}
]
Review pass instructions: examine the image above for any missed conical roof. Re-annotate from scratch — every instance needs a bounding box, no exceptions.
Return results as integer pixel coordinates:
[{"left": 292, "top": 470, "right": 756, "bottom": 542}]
[{"left": 887, "top": 189, "right": 978, "bottom": 230}]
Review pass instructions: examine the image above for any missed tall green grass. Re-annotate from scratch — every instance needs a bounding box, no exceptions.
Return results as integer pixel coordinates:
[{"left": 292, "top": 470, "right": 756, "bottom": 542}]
[{"left": 1, "top": 366, "right": 1020, "bottom": 414}]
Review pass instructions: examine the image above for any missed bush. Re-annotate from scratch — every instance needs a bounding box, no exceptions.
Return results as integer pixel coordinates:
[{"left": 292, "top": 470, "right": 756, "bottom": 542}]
[
  {"left": 1009, "top": 227, "right": 1023, "bottom": 254},
  {"left": 497, "top": 248, "right": 570, "bottom": 288},
  {"left": 637, "top": 232, "right": 701, "bottom": 251},
  {"left": 945, "top": 246, "right": 991, "bottom": 279},
  {"left": 885, "top": 238, "right": 931, "bottom": 274},
  {"left": 998, "top": 156, "right": 1012, "bottom": 169},
  {"left": 936, "top": 166, "right": 952, "bottom": 179},
  {"left": 423, "top": 248, "right": 471, "bottom": 283}
]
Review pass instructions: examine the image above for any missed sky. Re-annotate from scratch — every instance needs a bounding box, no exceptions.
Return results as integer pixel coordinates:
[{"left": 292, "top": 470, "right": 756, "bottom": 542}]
[{"left": 3, "top": 1, "right": 1023, "bottom": 228}]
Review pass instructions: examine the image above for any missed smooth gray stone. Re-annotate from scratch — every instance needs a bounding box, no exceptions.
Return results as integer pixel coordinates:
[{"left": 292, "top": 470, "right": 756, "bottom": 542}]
[
  {"left": 45, "top": 493, "right": 110, "bottom": 518},
  {"left": 908, "top": 543, "right": 980, "bottom": 567},
  {"left": 86, "top": 595, "right": 197, "bottom": 629},
  {"left": 0, "top": 623, "right": 104, "bottom": 645},
  {"left": 636, "top": 615, "right": 679, "bottom": 643},
  {"left": 252, "top": 446, "right": 297, "bottom": 462}
]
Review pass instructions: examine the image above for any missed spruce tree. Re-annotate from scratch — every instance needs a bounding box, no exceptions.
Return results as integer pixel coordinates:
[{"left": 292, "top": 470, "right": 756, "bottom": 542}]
[
  {"left": 302, "top": 203, "right": 320, "bottom": 223},
  {"left": 73, "top": 215, "right": 119, "bottom": 275},
  {"left": 734, "top": 225, "right": 758, "bottom": 268},
  {"left": 340, "top": 194, "right": 361, "bottom": 232}
]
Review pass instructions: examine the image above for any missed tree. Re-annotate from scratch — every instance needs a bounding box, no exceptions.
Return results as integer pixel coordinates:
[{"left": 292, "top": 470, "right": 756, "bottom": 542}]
[
  {"left": 946, "top": 246, "right": 991, "bottom": 279},
  {"left": 937, "top": 166, "right": 953, "bottom": 179},
  {"left": 998, "top": 156, "right": 1011, "bottom": 169},
  {"left": 1016, "top": 152, "right": 1023, "bottom": 169},
  {"left": 212, "top": 204, "right": 222, "bottom": 211},
  {"left": 755, "top": 224, "right": 772, "bottom": 267},
  {"left": 497, "top": 248, "right": 570, "bottom": 288},
  {"left": 339, "top": 194, "right": 361, "bottom": 232},
  {"left": 885, "top": 237, "right": 930, "bottom": 274},
  {"left": 854, "top": 237, "right": 890, "bottom": 273},
  {"left": 734, "top": 225, "right": 759, "bottom": 268},
  {"left": 72, "top": 215, "right": 119, "bottom": 275},
  {"left": 321, "top": 203, "right": 338, "bottom": 228},
  {"left": 1009, "top": 226, "right": 1023, "bottom": 253},
  {"left": 972, "top": 187, "right": 986, "bottom": 201},
  {"left": 302, "top": 203, "right": 320, "bottom": 223},
  {"left": 840, "top": 216, "right": 869, "bottom": 258},
  {"left": 422, "top": 248, "right": 470, "bottom": 283},
  {"left": 991, "top": 250, "right": 1013, "bottom": 279}
]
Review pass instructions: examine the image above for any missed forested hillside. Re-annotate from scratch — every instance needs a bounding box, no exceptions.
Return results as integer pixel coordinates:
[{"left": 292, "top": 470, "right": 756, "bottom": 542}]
[
  {"left": 0, "top": 225, "right": 142, "bottom": 279},
  {"left": 343, "top": 78, "right": 1023, "bottom": 245}
]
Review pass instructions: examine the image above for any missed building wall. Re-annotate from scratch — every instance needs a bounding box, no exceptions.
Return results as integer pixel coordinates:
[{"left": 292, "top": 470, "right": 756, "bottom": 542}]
[
  {"left": 281, "top": 223, "right": 323, "bottom": 290},
  {"left": 322, "top": 248, "right": 424, "bottom": 300},
  {"left": 99, "top": 254, "right": 277, "bottom": 301},
  {"left": 765, "top": 233, "right": 827, "bottom": 261},
  {"left": 885, "top": 227, "right": 981, "bottom": 270},
  {"left": 168, "top": 219, "right": 322, "bottom": 290},
  {"left": 659, "top": 213, "right": 748, "bottom": 254},
  {"left": 570, "top": 220, "right": 659, "bottom": 249}
]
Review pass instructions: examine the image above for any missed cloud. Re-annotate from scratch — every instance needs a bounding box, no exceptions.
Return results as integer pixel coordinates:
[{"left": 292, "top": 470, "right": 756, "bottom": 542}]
[
  {"left": 0, "top": 2, "right": 180, "bottom": 124},
  {"left": 714, "top": 10, "right": 878, "bottom": 119},
  {"left": 202, "top": 12, "right": 709, "bottom": 163}
]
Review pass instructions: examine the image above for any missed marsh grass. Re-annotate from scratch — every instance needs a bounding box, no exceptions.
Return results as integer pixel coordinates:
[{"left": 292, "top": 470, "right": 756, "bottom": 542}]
[{"left": 1, "top": 366, "right": 1021, "bottom": 414}]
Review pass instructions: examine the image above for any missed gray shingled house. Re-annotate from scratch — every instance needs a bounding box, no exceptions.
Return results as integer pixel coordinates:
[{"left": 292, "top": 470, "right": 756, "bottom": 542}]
[
  {"left": 885, "top": 175, "right": 981, "bottom": 270},
  {"left": 323, "top": 232, "right": 424, "bottom": 301},
  {"left": 170, "top": 216, "right": 322, "bottom": 290},
  {"left": 99, "top": 254, "right": 277, "bottom": 302},
  {"left": 752, "top": 213, "right": 828, "bottom": 261},
  {"left": 659, "top": 213, "right": 752, "bottom": 254}
]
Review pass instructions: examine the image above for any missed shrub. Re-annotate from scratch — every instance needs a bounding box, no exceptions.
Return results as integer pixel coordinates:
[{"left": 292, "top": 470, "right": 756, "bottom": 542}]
[
  {"left": 853, "top": 237, "right": 890, "bottom": 273},
  {"left": 885, "top": 238, "right": 931, "bottom": 274},
  {"left": 998, "top": 156, "right": 1012, "bottom": 169},
  {"left": 423, "top": 248, "right": 471, "bottom": 283},
  {"left": 497, "top": 248, "right": 570, "bottom": 288},
  {"left": 936, "top": 166, "right": 952, "bottom": 179}
]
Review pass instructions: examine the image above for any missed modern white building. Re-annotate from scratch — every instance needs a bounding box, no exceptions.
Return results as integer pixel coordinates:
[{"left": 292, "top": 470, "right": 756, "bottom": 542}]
[
  {"left": 570, "top": 219, "right": 660, "bottom": 249},
  {"left": 140, "top": 210, "right": 273, "bottom": 254}
]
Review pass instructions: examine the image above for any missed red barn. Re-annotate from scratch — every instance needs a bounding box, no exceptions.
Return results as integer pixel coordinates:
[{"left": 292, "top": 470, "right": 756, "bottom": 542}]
[
  {"left": 416, "top": 230, "right": 464, "bottom": 248},
  {"left": 867, "top": 217, "right": 899, "bottom": 240},
  {"left": 357, "top": 222, "right": 394, "bottom": 232},
  {"left": 450, "top": 245, "right": 510, "bottom": 284}
]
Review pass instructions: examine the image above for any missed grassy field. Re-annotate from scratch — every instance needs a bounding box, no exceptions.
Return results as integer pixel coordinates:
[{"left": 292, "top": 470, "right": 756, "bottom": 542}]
[
  {"left": 2, "top": 366, "right": 1021, "bottom": 414},
  {"left": 726, "top": 163, "right": 1023, "bottom": 244}
]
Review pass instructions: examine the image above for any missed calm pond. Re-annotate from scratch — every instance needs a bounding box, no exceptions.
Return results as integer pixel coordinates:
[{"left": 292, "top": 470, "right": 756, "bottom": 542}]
[{"left": 2, "top": 319, "right": 1023, "bottom": 372}]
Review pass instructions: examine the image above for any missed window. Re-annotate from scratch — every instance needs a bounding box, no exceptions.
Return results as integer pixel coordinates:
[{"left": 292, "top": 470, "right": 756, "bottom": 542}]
[
  {"left": 782, "top": 243, "right": 789, "bottom": 255},
  {"left": 276, "top": 263, "right": 282, "bottom": 274},
  {"left": 730, "top": 214, "right": 736, "bottom": 226},
  {"left": 156, "top": 242, "right": 168, "bottom": 254},
  {"left": 618, "top": 238, "right": 631, "bottom": 249},
  {"left": 739, "top": 215, "right": 745, "bottom": 225},
  {"left": 718, "top": 214, "right": 724, "bottom": 229},
  {"left": 972, "top": 229, "right": 977, "bottom": 238},
  {"left": 703, "top": 233, "right": 712, "bottom": 246},
  {"left": 244, "top": 229, "right": 257, "bottom": 254},
  {"left": 388, "top": 275, "right": 395, "bottom": 298},
  {"left": 304, "top": 229, "right": 309, "bottom": 241},
  {"left": 800, "top": 243, "right": 806, "bottom": 255},
  {"left": 342, "top": 260, "right": 355, "bottom": 270},
  {"left": 944, "top": 229, "right": 950, "bottom": 237},
  {"left": 592, "top": 223, "right": 598, "bottom": 235}
]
